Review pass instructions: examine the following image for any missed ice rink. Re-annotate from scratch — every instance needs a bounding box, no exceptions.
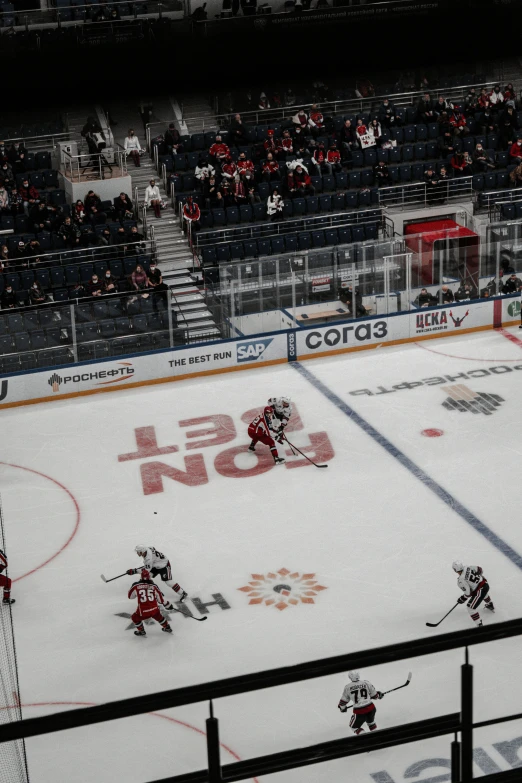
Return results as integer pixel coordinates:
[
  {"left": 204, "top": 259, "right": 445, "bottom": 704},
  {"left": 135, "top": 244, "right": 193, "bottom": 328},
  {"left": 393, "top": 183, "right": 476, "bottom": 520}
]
[{"left": 3, "top": 325, "right": 522, "bottom": 783}]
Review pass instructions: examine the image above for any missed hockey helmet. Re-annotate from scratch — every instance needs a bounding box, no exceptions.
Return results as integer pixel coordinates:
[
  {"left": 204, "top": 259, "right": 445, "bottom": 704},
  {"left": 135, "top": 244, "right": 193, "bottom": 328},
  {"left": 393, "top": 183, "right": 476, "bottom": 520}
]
[
  {"left": 269, "top": 397, "right": 292, "bottom": 416},
  {"left": 452, "top": 561, "right": 464, "bottom": 573},
  {"left": 135, "top": 545, "right": 147, "bottom": 556},
  {"left": 141, "top": 568, "right": 151, "bottom": 581},
  {"left": 348, "top": 671, "right": 360, "bottom": 682}
]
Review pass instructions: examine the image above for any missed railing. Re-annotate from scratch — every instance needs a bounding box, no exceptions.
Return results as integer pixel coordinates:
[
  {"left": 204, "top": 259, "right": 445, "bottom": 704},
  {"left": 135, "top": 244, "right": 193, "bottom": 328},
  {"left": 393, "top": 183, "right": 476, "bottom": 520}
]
[
  {"left": 4, "top": 0, "right": 183, "bottom": 31},
  {"left": 378, "top": 176, "right": 474, "bottom": 210},
  {"left": 0, "top": 131, "right": 71, "bottom": 153},
  {"left": 62, "top": 149, "right": 128, "bottom": 183},
  {"left": 184, "top": 81, "right": 500, "bottom": 134},
  {"left": 1, "top": 618, "right": 522, "bottom": 783}
]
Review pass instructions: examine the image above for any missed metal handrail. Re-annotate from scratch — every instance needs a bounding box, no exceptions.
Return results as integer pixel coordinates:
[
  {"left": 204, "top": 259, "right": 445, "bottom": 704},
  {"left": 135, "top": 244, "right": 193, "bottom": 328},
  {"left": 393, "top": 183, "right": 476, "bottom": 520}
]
[
  {"left": 1, "top": 240, "right": 156, "bottom": 275},
  {"left": 378, "top": 176, "right": 474, "bottom": 210},
  {"left": 184, "top": 81, "right": 500, "bottom": 133},
  {"left": 0, "top": 131, "right": 72, "bottom": 151},
  {"left": 62, "top": 149, "right": 127, "bottom": 182}
]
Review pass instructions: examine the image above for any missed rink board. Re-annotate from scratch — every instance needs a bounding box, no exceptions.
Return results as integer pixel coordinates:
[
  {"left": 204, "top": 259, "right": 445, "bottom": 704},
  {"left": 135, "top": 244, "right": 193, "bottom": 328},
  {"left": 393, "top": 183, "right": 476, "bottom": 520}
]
[
  {"left": 0, "top": 294, "right": 520, "bottom": 409},
  {"left": 2, "top": 324, "right": 522, "bottom": 782}
]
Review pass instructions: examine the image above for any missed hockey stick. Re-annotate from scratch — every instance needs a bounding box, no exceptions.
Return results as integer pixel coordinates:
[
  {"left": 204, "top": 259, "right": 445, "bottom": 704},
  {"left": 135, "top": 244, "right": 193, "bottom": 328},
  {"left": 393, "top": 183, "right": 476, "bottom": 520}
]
[
  {"left": 283, "top": 435, "right": 328, "bottom": 468},
  {"left": 426, "top": 602, "right": 459, "bottom": 628},
  {"left": 382, "top": 672, "right": 412, "bottom": 695},
  {"left": 100, "top": 572, "right": 128, "bottom": 583},
  {"left": 164, "top": 605, "right": 207, "bottom": 622}
]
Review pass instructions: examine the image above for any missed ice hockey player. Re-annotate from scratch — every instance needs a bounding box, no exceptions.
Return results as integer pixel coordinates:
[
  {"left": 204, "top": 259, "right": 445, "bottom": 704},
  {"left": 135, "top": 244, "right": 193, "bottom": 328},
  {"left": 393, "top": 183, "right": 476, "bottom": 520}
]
[
  {"left": 247, "top": 396, "right": 292, "bottom": 465},
  {"left": 0, "top": 548, "right": 14, "bottom": 605},
  {"left": 453, "top": 561, "right": 494, "bottom": 627},
  {"left": 128, "top": 568, "right": 172, "bottom": 637},
  {"left": 338, "top": 671, "right": 383, "bottom": 734},
  {"left": 128, "top": 546, "right": 188, "bottom": 610}
]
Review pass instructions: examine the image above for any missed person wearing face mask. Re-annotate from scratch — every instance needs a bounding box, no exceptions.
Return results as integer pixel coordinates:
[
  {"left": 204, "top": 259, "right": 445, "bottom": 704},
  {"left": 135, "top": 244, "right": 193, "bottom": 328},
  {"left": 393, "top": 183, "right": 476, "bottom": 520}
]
[
  {"left": 86, "top": 274, "right": 104, "bottom": 297},
  {"left": 509, "top": 138, "right": 522, "bottom": 165},
  {"left": 147, "top": 261, "right": 168, "bottom": 309},
  {"left": 102, "top": 269, "right": 119, "bottom": 294},
  {"left": 29, "top": 280, "right": 47, "bottom": 305},
  {"left": 1, "top": 284, "right": 16, "bottom": 309},
  {"left": 472, "top": 143, "right": 495, "bottom": 173},
  {"left": 124, "top": 129, "right": 142, "bottom": 167}
]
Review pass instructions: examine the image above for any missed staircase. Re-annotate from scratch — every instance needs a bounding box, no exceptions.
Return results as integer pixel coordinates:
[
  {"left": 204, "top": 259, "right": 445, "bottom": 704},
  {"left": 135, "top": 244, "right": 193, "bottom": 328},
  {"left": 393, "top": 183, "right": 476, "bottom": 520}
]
[
  {"left": 179, "top": 95, "right": 218, "bottom": 134},
  {"left": 130, "top": 146, "right": 220, "bottom": 342}
]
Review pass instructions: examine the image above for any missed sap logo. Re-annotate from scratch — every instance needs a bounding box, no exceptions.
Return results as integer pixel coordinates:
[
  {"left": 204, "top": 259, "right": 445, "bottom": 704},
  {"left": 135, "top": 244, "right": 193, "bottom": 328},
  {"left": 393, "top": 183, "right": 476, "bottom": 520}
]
[{"left": 236, "top": 338, "right": 273, "bottom": 363}]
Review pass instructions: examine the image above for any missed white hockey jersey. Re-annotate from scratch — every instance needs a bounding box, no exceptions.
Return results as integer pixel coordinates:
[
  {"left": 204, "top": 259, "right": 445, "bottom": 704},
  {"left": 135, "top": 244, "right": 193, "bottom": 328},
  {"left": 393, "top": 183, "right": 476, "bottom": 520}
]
[
  {"left": 339, "top": 679, "right": 377, "bottom": 710},
  {"left": 457, "top": 565, "right": 485, "bottom": 597},
  {"left": 140, "top": 547, "right": 170, "bottom": 571}
]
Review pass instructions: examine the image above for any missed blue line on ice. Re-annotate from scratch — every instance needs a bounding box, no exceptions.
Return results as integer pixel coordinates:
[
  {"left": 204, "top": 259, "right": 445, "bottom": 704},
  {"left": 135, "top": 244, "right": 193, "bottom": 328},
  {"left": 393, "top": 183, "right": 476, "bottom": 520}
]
[{"left": 293, "top": 361, "right": 522, "bottom": 570}]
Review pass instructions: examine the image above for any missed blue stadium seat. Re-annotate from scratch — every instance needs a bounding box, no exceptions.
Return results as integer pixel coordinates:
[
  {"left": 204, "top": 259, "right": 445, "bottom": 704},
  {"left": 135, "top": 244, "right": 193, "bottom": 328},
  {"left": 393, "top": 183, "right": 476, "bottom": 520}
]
[
  {"left": 243, "top": 240, "right": 257, "bottom": 258},
  {"left": 472, "top": 175, "right": 484, "bottom": 191},
  {"left": 30, "top": 331, "right": 46, "bottom": 350},
  {"left": 399, "top": 165, "right": 412, "bottom": 182},
  {"left": 310, "top": 176, "right": 322, "bottom": 193},
  {"left": 414, "top": 144, "right": 426, "bottom": 160},
  {"left": 211, "top": 209, "right": 226, "bottom": 226},
  {"left": 7, "top": 313, "right": 24, "bottom": 333},
  {"left": 363, "top": 150, "right": 376, "bottom": 168},
  {"left": 428, "top": 123, "right": 439, "bottom": 139},
  {"left": 345, "top": 192, "right": 358, "bottom": 209},
  {"left": 311, "top": 231, "right": 325, "bottom": 248},
  {"left": 239, "top": 205, "right": 253, "bottom": 222},
  {"left": 484, "top": 173, "right": 497, "bottom": 190},
  {"left": 361, "top": 170, "right": 374, "bottom": 187},
  {"left": 358, "top": 190, "right": 371, "bottom": 207},
  {"left": 324, "top": 229, "right": 338, "bottom": 246},
  {"left": 348, "top": 171, "right": 361, "bottom": 188},
  {"left": 226, "top": 207, "right": 239, "bottom": 225},
  {"left": 79, "top": 264, "right": 94, "bottom": 283},
  {"left": 401, "top": 145, "right": 414, "bottom": 162},
  {"left": 14, "top": 332, "right": 30, "bottom": 353},
  {"left": 257, "top": 183, "right": 269, "bottom": 201},
  {"left": 337, "top": 227, "right": 352, "bottom": 245},
  {"left": 377, "top": 149, "right": 389, "bottom": 164},
  {"left": 298, "top": 232, "right": 311, "bottom": 250},
  {"left": 285, "top": 235, "right": 298, "bottom": 253},
  {"left": 391, "top": 128, "right": 404, "bottom": 144},
  {"left": 332, "top": 194, "right": 345, "bottom": 211},
  {"left": 365, "top": 224, "right": 378, "bottom": 240},
  {"left": 293, "top": 198, "right": 306, "bottom": 216},
  {"left": 99, "top": 319, "right": 117, "bottom": 338},
  {"left": 283, "top": 200, "right": 293, "bottom": 219},
  {"left": 50, "top": 267, "right": 65, "bottom": 288},
  {"left": 497, "top": 172, "right": 509, "bottom": 188},
  {"left": 271, "top": 237, "right": 284, "bottom": 255},
  {"left": 201, "top": 247, "right": 217, "bottom": 266},
  {"left": 216, "top": 245, "right": 231, "bottom": 262},
  {"left": 20, "top": 270, "right": 35, "bottom": 290},
  {"left": 229, "top": 242, "right": 244, "bottom": 260},
  {"left": 322, "top": 175, "right": 335, "bottom": 192},
  {"left": 306, "top": 196, "right": 319, "bottom": 214},
  {"left": 388, "top": 147, "right": 401, "bottom": 164},
  {"left": 351, "top": 151, "right": 363, "bottom": 168},
  {"left": 501, "top": 204, "right": 516, "bottom": 220},
  {"left": 319, "top": 194, "right": 332, "bottom": 212},
  {"left": 23, "top": 310, "right": 39, "bottom": 332},
  {"left": 92, "top": 301, "right": 109, "bottom": 321},
  {"left": 403, "top": 126, "right": 416, "bottom": 143},
  {"left": 335, "top": 173, "right": 347, "bottom": 189},
  {"left": 257, "top": 238, "right": 271, "bottom": 256},
  {"left": 351, "top": 226, "right": 365, "bottom": 243},
  {"left": 416, "top": 124, "right": 428, "bottom": 141}
]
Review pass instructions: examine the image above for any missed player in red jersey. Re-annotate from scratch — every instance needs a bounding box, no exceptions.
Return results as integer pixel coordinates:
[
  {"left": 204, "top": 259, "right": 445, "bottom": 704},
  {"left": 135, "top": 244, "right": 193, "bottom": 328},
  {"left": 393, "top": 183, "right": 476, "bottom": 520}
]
[
  {"left": 0, "top": 548, "right": 14, "bottom": 605},
  {"left": 248, "top": 396, "right": 292, "bottom": 465},
  {"left": 128, "top": 568, "right": 172, "bottom": 637}
]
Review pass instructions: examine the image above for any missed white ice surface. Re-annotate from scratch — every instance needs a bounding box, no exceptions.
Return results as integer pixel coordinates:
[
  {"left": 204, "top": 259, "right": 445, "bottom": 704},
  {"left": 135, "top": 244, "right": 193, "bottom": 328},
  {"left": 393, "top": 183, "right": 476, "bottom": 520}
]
[{"left": 2, "top": 327, "right": 522, "bottom": 782}]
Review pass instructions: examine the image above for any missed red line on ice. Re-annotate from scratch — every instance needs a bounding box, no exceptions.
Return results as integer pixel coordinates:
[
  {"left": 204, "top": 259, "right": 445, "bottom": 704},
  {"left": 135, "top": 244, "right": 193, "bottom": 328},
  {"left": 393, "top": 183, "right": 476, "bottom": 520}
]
[
  {"left": 0, "top": 461, "right": 81, "bottom": 582},
  {"left": 414, "top": 341, "right": 522, "bottom": 362},
  {"left": 14, "top": 702, "right": 260, "bottom": 782},
  {"left": 495, "top": 327, "right": 522, "bottom": 350}
]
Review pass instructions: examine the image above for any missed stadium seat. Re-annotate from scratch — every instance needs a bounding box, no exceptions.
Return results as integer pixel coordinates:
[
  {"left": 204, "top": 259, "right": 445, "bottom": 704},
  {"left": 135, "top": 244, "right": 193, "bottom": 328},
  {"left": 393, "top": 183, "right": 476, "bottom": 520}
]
[
  {"left": 298, "top": 232, "right": 311, "bottom": 250},
  {"left": 349, "top": 171, "right": 361, "bottom": 188},
  {"left": 345, "top": 192, "right": 358, "bottom": 209},
  {"left": 361, "top": 170, "right": 373, "bottom": 187},
  {"left": 337, "top": 227, "right": 352, "bottom": 245},
  {"left": 14, "top": 332, "right": 31, "bottom": 353},
  {"left": 30, "top": 331, "right": 46, "bottom": 350},
  {"left": 351, "top": 151, "right": 364, "bottom": 168},
  {"left": 285, "top": 235, "right": 298, "bottom": 253},
  {"left": 319, "top": 194, "right": 332, "bottom": 212},
  {"left": 358, "top": 190, "right": 371, "bottom": 207},
  {"left": 7, "top": 313, "right": 24, "bottom": 333},
  {"left": 402, "top": 145, "right": 414, "bottom": 162},
  {"left": 257, "top": 238, "right": 271, "bottom": 257},
  {"left": 501, "top": 204, "right": 516, "bottom": 220},
  {"left": 271, "top": 237, "right": 284, "bottom": 255},
  {"left": 365, "top": 224, "right": 378, "bottom": 240},
  {"left": 23, "top": 310, "right": 39, "bottom": 332},
  {"left": 416, "top": 124, "right": 428, "bottom": 141},
  {"left": 324, "top": 228, "right": 338, "bottom": 246},
  {"left": 201, "top": 247, "right": 217, "bottom": 266},
  {"left": 226, "top": 207, "right": 239, "bottom": 225},
  {"left": 484, "top": 173, "right": 497, "bottom": 190},
  {"left": 306, "top": 196, "right": 319, "bottom": 214},
  {"left": 403, "top": 126, "right": 416, "bottom": 143},
  {"left": 243, "top": 240, "right": 257, "bottom": 258},
  {"left": 332, "top": 194, "right": 345, "bottom": 211},
  {"left": 216, "top": 245, "right": 230, "bottom": 262},
  {"left": 239, "top": 205, "right": 253, "bottom": 223},
  {"left": 211, "top": 209, "right": 226, "bottom": 226},
  {"left": 414, "top": 144, "right": 426, "bottom": 160},
  {"left": 351, "top": 226, "right": 365, "bottom": 243},
  {"left": 292, "top": 198, "right": 306, "bottom": 216},
  {"left": 399, "top": 165, "right": 412, "bottom": 182},
  {"left": 363, "top": 150, "right": 376, "bottom": 168},
  {"left": 335, "top": 173, "right": 348, "bottom": 190}
]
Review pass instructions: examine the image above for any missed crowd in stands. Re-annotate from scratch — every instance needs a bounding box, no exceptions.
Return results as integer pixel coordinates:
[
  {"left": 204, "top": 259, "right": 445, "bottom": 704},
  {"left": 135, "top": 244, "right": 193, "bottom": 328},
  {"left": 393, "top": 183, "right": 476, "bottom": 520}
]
[{"left": 163, "top": 83, "right": 522, "bottom": 232}]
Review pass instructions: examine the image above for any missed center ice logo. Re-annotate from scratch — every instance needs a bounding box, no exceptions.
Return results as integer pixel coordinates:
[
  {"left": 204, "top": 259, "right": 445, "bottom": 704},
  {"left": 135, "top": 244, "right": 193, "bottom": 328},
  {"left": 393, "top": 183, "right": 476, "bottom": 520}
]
[
  {"left": 238, "top": 569, "right": 327, "bottom": 611},
  {"left": 236, "top": 338, "right": 273, "bottom": 363},
  {"left": 441, "top": 384, "right": 505, "bottom": 415}
]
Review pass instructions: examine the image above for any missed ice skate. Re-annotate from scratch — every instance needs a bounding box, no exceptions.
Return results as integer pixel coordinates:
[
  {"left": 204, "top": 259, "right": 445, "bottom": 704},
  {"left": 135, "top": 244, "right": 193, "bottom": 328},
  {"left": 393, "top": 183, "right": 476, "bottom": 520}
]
[
  {"left": 2, "top": 598, "right": 14, "bottom": 605},
  {"left": 248, "top": 441, "right": 256, "bottom": 452},
  {"left": 177, "top": 590, "right": 188, "bottom": 604},
  {"left": 274, "top": 456, "right": 285, "bottom": 465},
  {"left": 162, "top": 624, "right": 172, "bottom": 633},
  {"left": 134, "top": 629, "right": 146, "bottom": 636}
]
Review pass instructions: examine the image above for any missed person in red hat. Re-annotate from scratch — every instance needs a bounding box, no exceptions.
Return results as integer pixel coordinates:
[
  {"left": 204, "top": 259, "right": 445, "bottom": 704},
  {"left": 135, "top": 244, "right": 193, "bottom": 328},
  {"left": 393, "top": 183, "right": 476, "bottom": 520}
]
[{"left": 182, "top": 196, "right": 200, "bottom": 233}]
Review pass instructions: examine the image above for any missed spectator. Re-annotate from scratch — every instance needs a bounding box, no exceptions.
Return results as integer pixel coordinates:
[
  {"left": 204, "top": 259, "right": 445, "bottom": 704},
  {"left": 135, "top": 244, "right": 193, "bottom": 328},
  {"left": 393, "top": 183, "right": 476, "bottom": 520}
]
[
  {"left": 233, "top": 177, "right": 247, "bottom": 206},
  {"left": 311, "top": 142, "right": 330, "bottom": 175},
  {"left": 378, "top": 98, "right": 399, "bottom": 129},
  {"left": 502, "top": 273, "right": 522, "bottom": 294},
  {"left": 338, "top": 119, "right": 355, "bottom": 165},
  {"left": 127, "top": 224, "right": 145, "bottom": 252},
  {"left": 25, "top": 238, "right": 42, "bottom": 260},
  {"left": 59, "top": 216, "right": 81, "bottom": 248},
  {"left": 69, "top": 282, "right": 87, "bottom": 300},
  {"left": 85, "top": 273, "right": 104, "bottom": 297},
  {"left": 509, "top": 138, "right": 522, "bottom": 165},
  {"left": 218, "top": 178, "right": 234, "bottom": 207},
  {"left": 258, "top": 92, "right": 270, "bottom": 110},
  {"left": 498, "top": 106, "right": 518, "bottom": 149},
  {"left": 0, "top": 185, "right": 9, "bottom": 214},
  {"left": 0, "top": 161, "right": 14, "bottom": 189},
  {"left": 416, "top": 288, "right": 435, "bottom": 307},
  {"left": 164, "top": 123, "right": 183, "bottom": 155},
  {"left": 194, "top": 158, "right": 215, "bottom": 182},
  {"left": 373, "top": 159, "right": 390, "bottom": 186},
  {"left": 284, "top": 88, "right": 296, "bottom": 107},
  {"left": 339, "top": 285, "right": 367, "bottom": 317},
  {"left": 449, "top": 109, "right": 470, "bottom": 137},
  {"left": 283, "top": 169, "right": 299, "bottom": 199},
  {"left": 309, "top": 104, "right": 325, "bottom": 135},
  {"left": 355, "top": 118, "right": 368, "bottom": 147},
  {"left": 130, "top": 264, "right": 150, "bottom": 296},
  {"left": 221, "top": 157, "right": 237, "bottom": 180},
  {"left": 229, "top": 113, "right": 249, "bottom": 147},
  {"left": 14, "top": 240, "right": 27, "bottom": 263},
  {"left": 327, "top": 143, "right": 342, "bottom": 174},
  {"left": 434, "top": 96, "right": 452, "bottom": 117},
  {"left": 262, "top": 152, "right": 280, "bottom": 182},
  {"left": 74, "top": 199, "right": 85, "bottom": 223},
  {"left": 113, "top": 192, "right": 133, "bottom": 223},
  {"left": 0, "top": 245, "right": 9, "bottom": 269},
  {"left": 203, "top": 175, "right": 220, "bottom": 209},
  {"left": 19, "top": 178, "right": 39, "bottom": 215},
  {"left": 102, "top": 269, "right": 119, "bottom": 294},
  {"left": 451, "top": 151, "right": 472, "bottom": 177},
  {"left": 246, "top": 179, "right": 260, "bottom": 207},
  {"left": 236, "top": 151, "right": 254, "bottom": 178},
  {"left": 367, "top": 119, "right": 383, "bottom": 147},
  {"left": 144, "top": 179, "right": 162, "bottom": 218},
  {"left": 292, "top": 110, "right": 315, "bottom": 134},
  {"left": 504, "top": 83, "right": 517, "bottom": 108},
  {"left": 147, "top": 260, "right": 168, "bottom": 308},
  {"left": 480, "top": 105, "right": 498, "bottom": 137},
  {"left": 1, "top": 284, "right": 16, "bottom": 309},
  {"left": 113, "top": 226, "right": 128, "bottom": 248},
  {"left": 30, "top": 201, "right": 51, "bottom": 233},
  {"left": 509, "top": 162, "right": 522, "bottom": 186},
  {"left": 293, "top": 164, "right": 315, "bottom": 196},
  {"left": 481, "top": 288, "right": 491, "bottom": 298},
  {"left": 29, "top": 280, "right": 47, "bottom": 305},
  {"left": 437, "top": 285, "right": 454, "bottom": 304},
  {"left": 84, "top": 190, "right": 106, "bottom": 225},
  {"left": 472, "top": 143, "right": 495, "bottom": 172},
  {"left": 209, "top": 135, "right": 230, "bottom": 165},
  {"left": 488, "top": 85, "right": 505, "bottom": 112},
  {"left": 465, "top": 88, "right": 479, "bottom": 113},
  {"left": 281, "top": 130, "right": 294, "bottom": 157},
  {"left": 424, "top": 165, "right": 439, "bottom": 204},
  {"left": 182, "top": 196, "right": 200, "bottom": 233},
  {"left": 191, "top": 2, "right": 207, "bottom": 20},
  {"left": 417, "top": 93, "right": 435, "bottom": 124},
  {"left": 124, "top": 129, "right": 142, "bottom": 167},
  {"left": 478, "top": 88, "right": 490, "bottom": 109},
  {"left": 9, "top": 188, "right": 23, "bottom": 217},
  {"left": 455, "top": 283, "right": 475, "bottom": 301},
  {"left": 263, "top": 128, "right": 279, "bottom": 158},
  {"left": 438, "top": 130, "right": 454, "bottom": 158},
  {"left": 266, "top": 189, "right": 283, "bottom": 221}
]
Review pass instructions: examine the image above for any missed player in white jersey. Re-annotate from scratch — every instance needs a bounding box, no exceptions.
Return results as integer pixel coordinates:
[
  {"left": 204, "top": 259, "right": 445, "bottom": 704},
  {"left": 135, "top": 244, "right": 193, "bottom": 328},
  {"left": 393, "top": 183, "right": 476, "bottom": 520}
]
[
  {"left": 337, "top": 671, "right": 383, "bottom": 734},
  {"left": 127, "top": 546, "right": 188, "bottom": 608},
  {"left": 452, "top": 561, "right": 495, "bottom": 627}
]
